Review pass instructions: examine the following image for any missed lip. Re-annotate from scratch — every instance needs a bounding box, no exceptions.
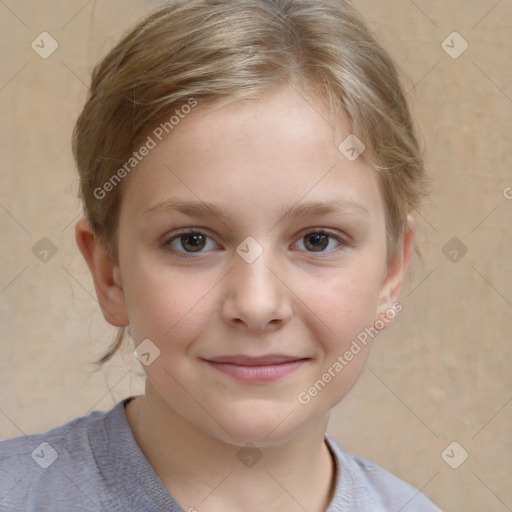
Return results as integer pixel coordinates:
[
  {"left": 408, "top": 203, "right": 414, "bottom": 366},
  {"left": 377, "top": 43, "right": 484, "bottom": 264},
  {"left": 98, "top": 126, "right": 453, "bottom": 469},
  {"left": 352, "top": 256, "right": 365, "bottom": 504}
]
[{"left": 203, "top": 355, "right": 309, "bottom": 382}]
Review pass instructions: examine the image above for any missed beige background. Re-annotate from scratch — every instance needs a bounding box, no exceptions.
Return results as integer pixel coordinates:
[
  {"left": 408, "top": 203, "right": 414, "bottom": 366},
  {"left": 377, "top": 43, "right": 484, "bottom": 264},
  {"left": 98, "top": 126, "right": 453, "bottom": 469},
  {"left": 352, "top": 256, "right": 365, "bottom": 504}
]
[{"left": 1, "top": 1, "right": 511, "bottom": 510}]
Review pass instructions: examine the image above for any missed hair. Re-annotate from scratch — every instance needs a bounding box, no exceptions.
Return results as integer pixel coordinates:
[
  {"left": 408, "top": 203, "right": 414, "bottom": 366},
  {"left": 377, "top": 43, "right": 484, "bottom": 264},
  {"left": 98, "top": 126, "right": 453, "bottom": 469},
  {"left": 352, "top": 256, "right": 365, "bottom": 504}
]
[{"left": 73, "top": 0, "right": 430, "bottom": 364}]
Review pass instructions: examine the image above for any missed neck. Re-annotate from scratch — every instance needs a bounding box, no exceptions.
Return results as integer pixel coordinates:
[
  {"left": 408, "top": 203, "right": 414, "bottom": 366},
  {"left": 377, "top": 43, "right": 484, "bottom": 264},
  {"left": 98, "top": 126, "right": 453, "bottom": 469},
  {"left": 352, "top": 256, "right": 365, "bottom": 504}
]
[{"left": 125, "top": 381, "right": 335, "bottom": 512}]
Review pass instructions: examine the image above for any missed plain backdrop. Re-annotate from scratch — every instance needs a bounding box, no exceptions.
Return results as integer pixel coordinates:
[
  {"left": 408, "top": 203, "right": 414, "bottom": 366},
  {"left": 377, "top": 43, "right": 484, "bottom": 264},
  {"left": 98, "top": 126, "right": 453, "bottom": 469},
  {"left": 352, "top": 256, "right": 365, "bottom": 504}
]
[{"left": 1, "top": 1, "right": 511, "bottom": 510}]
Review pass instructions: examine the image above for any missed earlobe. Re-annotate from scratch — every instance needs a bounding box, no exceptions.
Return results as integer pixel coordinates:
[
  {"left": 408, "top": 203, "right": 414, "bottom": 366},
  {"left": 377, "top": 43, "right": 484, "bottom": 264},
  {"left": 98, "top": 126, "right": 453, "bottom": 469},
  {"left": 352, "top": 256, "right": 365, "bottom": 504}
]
[
  {"left": 75, "top": 218, "right": 129, "bottom": 328},
  {"left": 376, "top": 215, "right": 415, "bottom": 320}
]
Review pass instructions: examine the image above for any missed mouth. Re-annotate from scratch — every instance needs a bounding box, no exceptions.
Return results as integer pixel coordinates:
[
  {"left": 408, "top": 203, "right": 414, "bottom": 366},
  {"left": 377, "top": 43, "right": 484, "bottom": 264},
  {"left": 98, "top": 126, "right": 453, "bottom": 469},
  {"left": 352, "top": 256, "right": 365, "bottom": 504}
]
[{"left": 202, "top": 354, "right": 309, "bottom": 382}]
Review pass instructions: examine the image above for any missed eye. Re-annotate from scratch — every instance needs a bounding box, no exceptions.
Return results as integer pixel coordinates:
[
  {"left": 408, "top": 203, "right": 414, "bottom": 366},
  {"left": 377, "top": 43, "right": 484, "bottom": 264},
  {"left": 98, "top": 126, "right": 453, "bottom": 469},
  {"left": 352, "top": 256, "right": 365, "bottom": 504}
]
[
  {"left": 293, "top": 231, "right": 343, "bottom": 253},
  {"left": 165, "top": 229, "right": 218, "bottom": 256},
  {"left": 164, "top": 228, "right": 345, "bottom": 258}
]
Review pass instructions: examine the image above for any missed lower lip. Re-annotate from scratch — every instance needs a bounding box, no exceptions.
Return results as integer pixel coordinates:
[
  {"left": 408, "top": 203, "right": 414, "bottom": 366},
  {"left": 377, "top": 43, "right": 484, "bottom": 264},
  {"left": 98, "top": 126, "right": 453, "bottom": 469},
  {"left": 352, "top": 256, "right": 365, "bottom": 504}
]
[{"left": 205, "top": 360, "right": 306, "bottom": 382}]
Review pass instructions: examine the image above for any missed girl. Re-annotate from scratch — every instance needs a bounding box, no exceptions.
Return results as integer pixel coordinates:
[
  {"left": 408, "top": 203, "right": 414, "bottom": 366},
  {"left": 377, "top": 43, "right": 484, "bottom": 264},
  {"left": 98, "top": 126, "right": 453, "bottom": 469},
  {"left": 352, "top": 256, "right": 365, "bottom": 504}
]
[{"left": 1, "top": 1, "right": 440, "bottom": 510}]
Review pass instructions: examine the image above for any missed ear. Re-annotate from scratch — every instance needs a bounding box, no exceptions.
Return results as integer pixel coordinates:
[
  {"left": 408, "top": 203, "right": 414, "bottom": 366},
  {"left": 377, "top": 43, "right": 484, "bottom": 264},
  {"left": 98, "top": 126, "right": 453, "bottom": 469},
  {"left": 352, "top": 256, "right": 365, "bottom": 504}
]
[
  {"left": 375, "top": 215, "right": 415, "bottom": 324},
  {"left": 75, "top": 218, "right": 129, "bottom": 328}
]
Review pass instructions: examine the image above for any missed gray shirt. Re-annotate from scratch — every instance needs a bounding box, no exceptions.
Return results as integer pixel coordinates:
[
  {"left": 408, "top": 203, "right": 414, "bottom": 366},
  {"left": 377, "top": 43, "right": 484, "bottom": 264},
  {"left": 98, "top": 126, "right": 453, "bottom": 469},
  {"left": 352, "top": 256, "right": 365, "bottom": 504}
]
[{"left": 0, "top": 398, "right": 440, "bottom": 511}]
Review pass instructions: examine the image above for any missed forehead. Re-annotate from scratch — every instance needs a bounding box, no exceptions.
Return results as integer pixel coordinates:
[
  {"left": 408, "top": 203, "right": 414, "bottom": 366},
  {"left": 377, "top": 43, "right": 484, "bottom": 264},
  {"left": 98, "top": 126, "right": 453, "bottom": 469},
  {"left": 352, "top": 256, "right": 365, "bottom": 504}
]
[{"left": 121, "top": 84, "right": 385, "bottom": 225}]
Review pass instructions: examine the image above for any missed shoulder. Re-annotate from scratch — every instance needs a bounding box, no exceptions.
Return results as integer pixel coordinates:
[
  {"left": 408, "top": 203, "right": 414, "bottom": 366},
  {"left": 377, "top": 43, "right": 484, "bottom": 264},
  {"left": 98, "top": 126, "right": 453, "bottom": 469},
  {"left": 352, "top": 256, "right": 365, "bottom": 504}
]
[
  {"left": 0, "top": 402, "right": 122, "bottom": 511},
  {"left": 1, "top": 403, "right": 112, "bottom": 449},
  {"left": 0, "top": 403, "right": 113, "bottom": 465},
  {"left": 326, "top": 435, "right": 441, "bottom": 511}
]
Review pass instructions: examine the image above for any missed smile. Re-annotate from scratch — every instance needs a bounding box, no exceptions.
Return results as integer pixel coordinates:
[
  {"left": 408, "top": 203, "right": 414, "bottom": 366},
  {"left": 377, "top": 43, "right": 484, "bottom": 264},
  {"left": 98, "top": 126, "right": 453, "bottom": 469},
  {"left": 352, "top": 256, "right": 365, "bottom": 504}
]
[{"left": 202, "top": 355, "right": 309, "bottom": 383}]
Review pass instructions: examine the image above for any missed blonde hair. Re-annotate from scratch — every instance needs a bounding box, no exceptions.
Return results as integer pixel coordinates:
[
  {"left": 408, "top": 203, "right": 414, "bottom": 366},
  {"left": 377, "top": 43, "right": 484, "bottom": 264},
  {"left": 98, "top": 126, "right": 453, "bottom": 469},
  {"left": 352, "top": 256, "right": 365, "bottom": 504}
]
[{"left": 73, "top": 0, "right": 429, "bottom": 364}]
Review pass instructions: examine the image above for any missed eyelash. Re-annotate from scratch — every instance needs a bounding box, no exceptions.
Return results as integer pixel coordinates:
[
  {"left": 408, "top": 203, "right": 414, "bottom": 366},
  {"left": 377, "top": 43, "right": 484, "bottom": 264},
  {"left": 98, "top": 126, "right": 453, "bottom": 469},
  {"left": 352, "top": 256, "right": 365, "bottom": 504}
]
[{"left": 163, "top": 228, "right": 347, "bottom": 259}]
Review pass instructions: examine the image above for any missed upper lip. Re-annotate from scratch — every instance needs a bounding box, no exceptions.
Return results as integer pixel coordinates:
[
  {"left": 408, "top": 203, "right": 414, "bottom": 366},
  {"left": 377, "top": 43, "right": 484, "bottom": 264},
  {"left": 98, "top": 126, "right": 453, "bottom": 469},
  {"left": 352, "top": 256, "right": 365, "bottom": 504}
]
[{"left": 203, "top": 355, "right": 308, "bottom": 366}]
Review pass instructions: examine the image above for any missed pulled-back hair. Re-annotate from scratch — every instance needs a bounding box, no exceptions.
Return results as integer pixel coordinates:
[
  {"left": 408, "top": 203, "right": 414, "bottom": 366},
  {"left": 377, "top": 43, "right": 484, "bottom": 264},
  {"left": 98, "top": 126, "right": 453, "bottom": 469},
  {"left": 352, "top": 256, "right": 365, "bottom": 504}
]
[{"left": 73, "top": 0, "right": 429, "bottom": 364}]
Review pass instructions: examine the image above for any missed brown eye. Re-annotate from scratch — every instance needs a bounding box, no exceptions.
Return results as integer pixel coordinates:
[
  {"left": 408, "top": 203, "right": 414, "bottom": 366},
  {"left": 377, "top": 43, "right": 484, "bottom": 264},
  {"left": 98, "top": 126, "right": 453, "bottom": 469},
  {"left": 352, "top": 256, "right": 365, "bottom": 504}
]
[
  {"left": 304, "top": 232, "right": 329, "bottom": 252},
  {"left": 295, "top": 231, "right": 343, "bottom": 253},
  {"left": 180, "top": 233, "right": 206, "bottom": 252},
  {"left": 165, "top": 229, "right": 217, "bottom": 256}
]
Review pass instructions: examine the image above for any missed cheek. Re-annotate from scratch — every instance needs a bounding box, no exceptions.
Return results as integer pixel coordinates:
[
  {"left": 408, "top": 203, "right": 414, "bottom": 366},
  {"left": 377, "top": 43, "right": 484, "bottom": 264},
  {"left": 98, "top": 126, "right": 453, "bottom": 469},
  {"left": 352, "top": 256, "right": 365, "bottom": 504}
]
[
  {"left": 293, "top": 268, "right": 383, "bottom": 410},
  {"left": 121, "top": 253, "right": 216, "bottom": 346},
  {"left": 300, "top": 259, "right": 385, "bottom": 345}
]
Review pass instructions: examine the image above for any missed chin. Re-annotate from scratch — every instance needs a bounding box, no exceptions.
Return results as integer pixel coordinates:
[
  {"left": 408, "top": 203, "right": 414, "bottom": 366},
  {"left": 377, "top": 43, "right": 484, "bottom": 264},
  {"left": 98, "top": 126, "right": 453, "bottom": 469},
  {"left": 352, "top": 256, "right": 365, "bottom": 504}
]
[{"left": 209, "top": 400, "right": 313, "bottom": 448}]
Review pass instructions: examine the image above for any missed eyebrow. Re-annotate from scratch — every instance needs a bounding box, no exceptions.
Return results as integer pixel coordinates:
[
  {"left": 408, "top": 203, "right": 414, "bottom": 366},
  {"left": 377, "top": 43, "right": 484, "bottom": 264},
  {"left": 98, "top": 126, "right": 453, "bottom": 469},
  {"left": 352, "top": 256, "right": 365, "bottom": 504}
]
[{"left": 144, "top": 198, "right": 370, "bottom": 220}]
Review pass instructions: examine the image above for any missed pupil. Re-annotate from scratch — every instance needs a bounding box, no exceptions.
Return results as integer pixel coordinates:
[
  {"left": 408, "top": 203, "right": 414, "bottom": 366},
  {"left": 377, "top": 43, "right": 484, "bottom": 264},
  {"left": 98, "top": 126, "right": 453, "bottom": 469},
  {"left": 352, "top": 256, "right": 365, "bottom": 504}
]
[
  {"left": 306, "top": 233, "right": 328, "bottom": 251},
  {"left": 183, "top": 234, "right": 205, "bottom": 252}
]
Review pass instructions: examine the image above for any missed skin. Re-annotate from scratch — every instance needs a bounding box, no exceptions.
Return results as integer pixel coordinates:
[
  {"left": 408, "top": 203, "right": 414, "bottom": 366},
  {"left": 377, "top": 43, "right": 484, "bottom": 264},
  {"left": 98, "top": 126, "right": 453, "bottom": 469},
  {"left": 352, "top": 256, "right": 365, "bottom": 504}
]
[{"left": 76, "top": 83, "right": 414, "bottom": 512}]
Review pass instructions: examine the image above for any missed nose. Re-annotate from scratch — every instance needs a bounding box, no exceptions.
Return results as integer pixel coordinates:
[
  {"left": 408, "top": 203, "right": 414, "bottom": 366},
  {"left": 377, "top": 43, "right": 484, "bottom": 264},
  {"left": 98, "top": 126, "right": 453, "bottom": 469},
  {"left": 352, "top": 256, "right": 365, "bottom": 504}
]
[{"left": 221, "top": 242, "right": 293, "bottom": 332}]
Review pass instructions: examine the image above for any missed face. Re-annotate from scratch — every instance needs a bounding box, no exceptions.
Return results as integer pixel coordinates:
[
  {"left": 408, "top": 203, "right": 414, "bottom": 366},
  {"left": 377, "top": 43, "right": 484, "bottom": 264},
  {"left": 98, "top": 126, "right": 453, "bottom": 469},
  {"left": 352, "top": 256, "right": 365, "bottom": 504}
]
[{"left": 113, "top": 84, "right": 406, "bottom": 446}]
